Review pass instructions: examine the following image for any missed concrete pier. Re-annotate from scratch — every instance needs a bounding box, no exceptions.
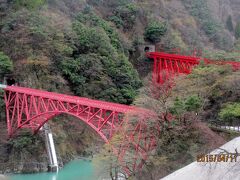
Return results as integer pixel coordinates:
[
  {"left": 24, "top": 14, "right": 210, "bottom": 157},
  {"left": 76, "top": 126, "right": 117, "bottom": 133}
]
[{"left": 43, "top": 124, "right": 59, "bottom": 172}]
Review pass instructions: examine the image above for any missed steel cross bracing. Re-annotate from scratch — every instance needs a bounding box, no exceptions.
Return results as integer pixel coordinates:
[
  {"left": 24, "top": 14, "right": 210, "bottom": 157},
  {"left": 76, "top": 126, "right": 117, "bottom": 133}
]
[
  {"left": 2, "top": 85, "right": 157, "bottom": 175},
  {"left": 146, "top": 52, "right": 240, "bottom": 84}
]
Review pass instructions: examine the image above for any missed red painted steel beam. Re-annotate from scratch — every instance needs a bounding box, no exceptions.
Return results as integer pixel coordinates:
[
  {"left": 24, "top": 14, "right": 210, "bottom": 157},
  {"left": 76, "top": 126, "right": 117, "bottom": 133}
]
[
  {"left": 146, "top": 52, "right": 240, "bottom": 85},
  {"left": 1, "top": 84, "right": 157, "bottom": 175},
  {"left": 204, "top": 58, "right": 240, "bottom": 70},
  {"left": 146, "top": 52, "right": 201, "bottom": 62},
  {"left": 147, "top": 52, "right": 199, "bottom": 84},
  {"left": 4, "top": 86, "right": 137, "bottom": 113}
]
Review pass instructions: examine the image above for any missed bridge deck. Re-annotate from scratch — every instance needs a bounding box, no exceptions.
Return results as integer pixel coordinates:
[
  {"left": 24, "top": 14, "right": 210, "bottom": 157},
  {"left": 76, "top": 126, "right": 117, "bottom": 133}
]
[
  {"left": 3, "top": 85, "right": 136, "bottom": 113},
  {"left": 146, "top": 52, "right": 201, "bottom": 62}
]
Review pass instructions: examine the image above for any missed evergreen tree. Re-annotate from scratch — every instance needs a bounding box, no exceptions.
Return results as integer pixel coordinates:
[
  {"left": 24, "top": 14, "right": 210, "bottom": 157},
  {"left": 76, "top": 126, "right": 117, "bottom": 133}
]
[
  {"left": 235, "top": 22, "right": 240, "bottom": 39},
  {"left": 226, "top": 15, "right": 233, "bottom": 32},
  {"left": 0, "top": 52, "right": 13, "bottom": 79}
]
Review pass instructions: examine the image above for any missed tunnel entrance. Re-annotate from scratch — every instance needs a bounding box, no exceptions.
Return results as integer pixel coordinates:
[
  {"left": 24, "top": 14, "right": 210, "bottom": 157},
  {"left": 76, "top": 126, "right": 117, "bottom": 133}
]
[{"left": 3, "top": 74, "right": 16, "bottom": 86}]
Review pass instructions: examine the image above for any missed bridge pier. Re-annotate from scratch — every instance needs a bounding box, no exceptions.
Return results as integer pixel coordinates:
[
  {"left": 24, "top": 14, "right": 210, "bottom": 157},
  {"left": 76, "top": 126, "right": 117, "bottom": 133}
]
[
  {"left": 43, "top": 124, "right": 59, "bottom": 172},
  {"left": 0, "top": 83, "right": 155, "bottom": 175}
]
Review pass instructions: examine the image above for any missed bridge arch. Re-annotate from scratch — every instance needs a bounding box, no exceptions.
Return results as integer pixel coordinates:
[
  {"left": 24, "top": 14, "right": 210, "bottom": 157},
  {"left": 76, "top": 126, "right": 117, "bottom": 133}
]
[
  {"left": 2, "top": 85, "right": 157, "bottom": 175},
  {"left": 27, "top": 110, "right": 118, "bottom": 142},
  {"left": 4, "top": 87, "right": 125, "bottom": 142}
]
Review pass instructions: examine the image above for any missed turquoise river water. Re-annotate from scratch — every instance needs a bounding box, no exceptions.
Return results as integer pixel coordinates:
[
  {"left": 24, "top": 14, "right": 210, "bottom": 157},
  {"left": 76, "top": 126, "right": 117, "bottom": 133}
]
[{"left": 7, "top": 160, "right": 100, "bottom": 180}]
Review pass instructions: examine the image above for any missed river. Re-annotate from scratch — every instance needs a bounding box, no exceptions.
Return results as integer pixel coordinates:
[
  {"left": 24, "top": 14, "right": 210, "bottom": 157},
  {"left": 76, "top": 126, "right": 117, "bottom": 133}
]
[{"left": 7, "top": 159, "right": 103, "bottom": 180}]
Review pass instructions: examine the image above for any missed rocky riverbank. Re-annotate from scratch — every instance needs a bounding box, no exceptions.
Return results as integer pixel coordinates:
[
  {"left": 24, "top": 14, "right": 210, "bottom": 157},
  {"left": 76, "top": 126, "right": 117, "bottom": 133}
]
[{"left": 0, "top": 162, "right": 48, "bottom": 174}]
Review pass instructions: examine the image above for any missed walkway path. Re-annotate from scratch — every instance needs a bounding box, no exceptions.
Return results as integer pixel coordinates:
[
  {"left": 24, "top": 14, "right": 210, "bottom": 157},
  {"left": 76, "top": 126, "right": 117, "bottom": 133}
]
[
  {"left": 0, "top": 175, "right": 8, "bottom": 180},
  {"left": 161, "top": 136, "right": 240, "bottom": 180}
]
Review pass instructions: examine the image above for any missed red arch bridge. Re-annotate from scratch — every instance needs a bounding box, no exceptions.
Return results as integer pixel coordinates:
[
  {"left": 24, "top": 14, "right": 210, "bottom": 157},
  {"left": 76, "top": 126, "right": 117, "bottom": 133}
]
[
  {"left": 0, "top": 84, "right": 157, "bottom": 175},
  {"left": 146, "top": 52, "right": 240, "bottom": 84},
  {"left": 2, "top": 51, "right": 240, "bottom": 175}
]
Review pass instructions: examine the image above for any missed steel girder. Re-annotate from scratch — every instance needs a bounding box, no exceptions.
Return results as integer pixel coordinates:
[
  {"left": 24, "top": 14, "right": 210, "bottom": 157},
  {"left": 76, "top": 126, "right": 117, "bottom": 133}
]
[
  {"left": 204, "top": 59, "right": 240, "bottom": 70},
  {"left": 147, "top": 52, "right": 240, "bottom": 84},
  {"left": 3, "top": 85, "right": 157, "bottom": 175},
  {"left": 147, "top": 52, "right": 199, "bottom": 84}
]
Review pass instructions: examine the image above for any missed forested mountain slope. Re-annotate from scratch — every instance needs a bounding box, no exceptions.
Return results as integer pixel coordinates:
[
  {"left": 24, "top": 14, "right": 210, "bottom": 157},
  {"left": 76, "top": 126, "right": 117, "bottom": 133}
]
[{"left": 0, "top": 0, "right": 240, "bottom": 178}]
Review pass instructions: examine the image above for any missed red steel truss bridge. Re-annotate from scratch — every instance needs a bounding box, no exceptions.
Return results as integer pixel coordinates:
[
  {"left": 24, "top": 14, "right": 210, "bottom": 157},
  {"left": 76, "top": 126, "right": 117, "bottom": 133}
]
[
  {"left": 2, "top": 51, "right": 240, "bottom": 175},
  {"left": 146, "top": 52, "right": 240, "bottom": 84},
  {"left": 0, "top": 84, "right": 156, "bottom": 174}
]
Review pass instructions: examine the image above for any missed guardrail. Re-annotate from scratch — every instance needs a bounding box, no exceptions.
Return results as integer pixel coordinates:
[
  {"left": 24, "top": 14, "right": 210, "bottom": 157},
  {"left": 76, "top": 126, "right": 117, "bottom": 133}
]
[{"left": 210, "top": 122, "right": 240, "bottom": 132}]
